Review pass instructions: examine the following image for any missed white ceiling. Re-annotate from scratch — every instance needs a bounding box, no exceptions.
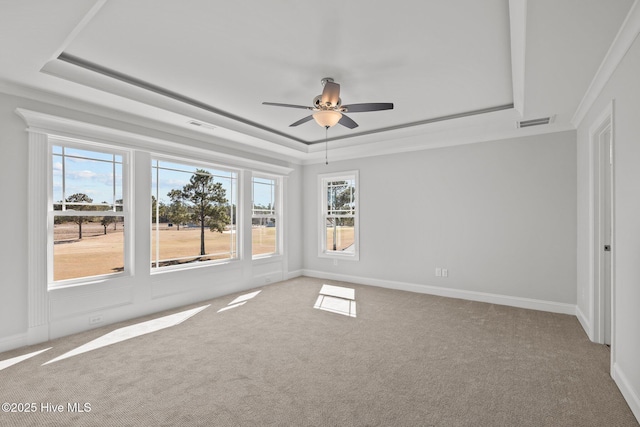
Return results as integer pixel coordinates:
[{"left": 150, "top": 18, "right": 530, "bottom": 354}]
[{"left": 0, "top": 0, "right": 635, "bottom": 162}]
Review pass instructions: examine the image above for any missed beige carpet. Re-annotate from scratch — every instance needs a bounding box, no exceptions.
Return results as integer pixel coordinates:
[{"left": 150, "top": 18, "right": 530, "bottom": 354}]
[{"left": 0, "top": 277, "right": 637, "bottom": 426}]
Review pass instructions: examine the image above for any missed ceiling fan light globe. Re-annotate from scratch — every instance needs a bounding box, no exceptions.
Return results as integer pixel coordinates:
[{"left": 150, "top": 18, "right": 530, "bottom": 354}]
[{"left": 313, "top": 110, "right": 342, "bottom": 127}]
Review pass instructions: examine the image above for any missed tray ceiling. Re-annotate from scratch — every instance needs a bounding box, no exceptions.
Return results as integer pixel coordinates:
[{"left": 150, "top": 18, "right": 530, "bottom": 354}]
[{"left": 0, "top": 0, "right": 635, "bottom": 160}]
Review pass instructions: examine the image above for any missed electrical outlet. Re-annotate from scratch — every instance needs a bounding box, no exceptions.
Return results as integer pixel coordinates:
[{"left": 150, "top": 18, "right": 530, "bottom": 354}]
[
  {"left": 435, "top": 268, "right": 442, "bottom": 277},
  {"left": 333, "top": 259, "right": 338, "bottom": 266},
  {"left": 442, "top": 269, "right": 448, "bottom": 277},
  {"left": 89, "top": 315, "right": 103, "bottom": 325}
]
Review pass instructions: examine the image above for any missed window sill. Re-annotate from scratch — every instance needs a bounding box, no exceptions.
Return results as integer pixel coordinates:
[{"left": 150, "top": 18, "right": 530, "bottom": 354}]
[
  {"left": 318, "top": 251, "right": 359, "bottom": 261},
  {"left": 48, "top": 272, "right": 129, "bottom": 291},
  {"left": 150, "top": 258, "right": 240, "bottom": 275},
  {"left": 252, "top": 253, "right": 283, "bottom": 264}
]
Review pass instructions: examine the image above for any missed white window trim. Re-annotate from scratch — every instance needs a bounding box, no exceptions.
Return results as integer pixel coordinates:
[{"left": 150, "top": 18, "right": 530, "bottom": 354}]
[
  {"left": 318, "top": 170, "right": 359, "bottom": 261},
  {"left": 48, "top": 137, "right": 132, "bottom": 288},
  {"left": 251, "top": 174, "right": 282, "bottom": 259},
  {"left": 151, "top": 155, "right": 240, "bottom": 272}
]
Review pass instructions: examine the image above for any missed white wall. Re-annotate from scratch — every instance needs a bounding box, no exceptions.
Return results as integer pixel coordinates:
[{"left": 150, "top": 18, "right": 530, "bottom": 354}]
[
  {"left": 0, "top": 89, "right": 579, "bottom": 349},
  {"left": 284, "top": 164, "right": 303, "bottom": 278},
  {"left": 0, "top": 91, "right": 303, "bottom": 351},
  {"left": 0, "top": 94, "right": 29, "bottom": 344},
  {"left": 303, "top": 131, "right": 577, "bottom": 310},
  {"left": 576, "top": 30, "right": 640, "bottom": 419}
]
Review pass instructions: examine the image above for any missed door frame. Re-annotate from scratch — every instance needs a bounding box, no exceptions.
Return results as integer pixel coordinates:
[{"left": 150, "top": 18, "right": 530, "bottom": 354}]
[{"left": 588, "top": 101, "right": 615, "bottom": 363}]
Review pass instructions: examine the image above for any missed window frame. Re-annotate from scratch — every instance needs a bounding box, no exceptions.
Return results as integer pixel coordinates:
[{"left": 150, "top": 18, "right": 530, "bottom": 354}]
[
  {"left": 150, "top": 155, "right": 240, "bottom": 273},
  {"left": 251, "top": 174, "right": 281, "bottom": 259},
  {"left": 20, "top": 108, "right": 296, "bottom": 340},
  {"left": 318, "top": 170, "right": 359, "bottom": 261},
  {"left": 48, "top": 137, "right": 131, "bottom": 288}
]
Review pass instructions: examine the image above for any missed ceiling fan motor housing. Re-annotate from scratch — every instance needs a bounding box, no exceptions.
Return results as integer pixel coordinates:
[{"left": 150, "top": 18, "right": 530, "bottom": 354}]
[{"left": 313, "top": 94, "right": 341, "bottom": 110}]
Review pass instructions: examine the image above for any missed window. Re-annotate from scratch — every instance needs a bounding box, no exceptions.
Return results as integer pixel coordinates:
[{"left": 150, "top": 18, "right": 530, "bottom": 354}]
[
  {"left": 51, "top": 143, "right": 128, "bottom": 283},
  {"left": 151, "top": 159, "right": 237, "bottom": 269},
  {"left": 252, "top": 176, "right": 279, "bottom": 257},
  {"left": 319, "top": 171, "right": 359, "bottom": 260}
]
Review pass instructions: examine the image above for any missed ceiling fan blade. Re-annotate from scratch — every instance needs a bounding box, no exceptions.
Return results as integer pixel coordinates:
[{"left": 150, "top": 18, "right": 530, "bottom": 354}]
[
  {"left": 338, "top": 114, "right": 358, "bottom": 129},
  {"left": 342, "top": 102, "right": 394, "bottom": 113},
  {"left": 263, "top": 102, "right": 312, "bottom": 110},
  {"left": 289, "top": 115, "right": 314, "bottom": 127},
  {"left": 321, "top": 81, "right": 341, "bottom": 106}
]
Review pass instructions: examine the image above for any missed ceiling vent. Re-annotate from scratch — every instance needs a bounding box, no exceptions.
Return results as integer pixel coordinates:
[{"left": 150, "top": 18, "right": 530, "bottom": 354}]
[
  {"left": 188, "top": 120, "right": 216, "bottom": 130},
  {"left": 516, "top": 116, "right": 554, "bottom": 128}
]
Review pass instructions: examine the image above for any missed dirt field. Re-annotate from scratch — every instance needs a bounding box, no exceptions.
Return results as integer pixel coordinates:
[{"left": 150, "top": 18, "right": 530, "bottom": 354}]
[
  {"left": 53, "top": 223, "right": 277, "bottom": 281},
  {"left": 151, "top": 226, "right": 238, "bottom": 265},
  {"left": 54, "top": 223, "right": 124, "bottom": 281},
  {"left": 53, "top": 223, "right": 354, "bottom": 281},
  {"left": 326, "top": 226, "right": 355, "bottom": 251}
]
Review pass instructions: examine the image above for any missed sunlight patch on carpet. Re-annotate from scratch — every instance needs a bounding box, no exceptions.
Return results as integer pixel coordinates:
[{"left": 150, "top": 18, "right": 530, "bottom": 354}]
[
  {"left": 0, "top": 347, "right": 51, "bottom": 371},
  {"left": 218, "top": 290, "right": 261, "bottom": 313},
  {"left": 43, "top": 305, "right": 209, "bottom": 365},
  {"left": 319, "top": 284, "right": 355, "bottom": 300},
  {"left": 314, "top": 285, "right": 356, "bottom": 317},
  {"left": 217, "top": 301, "right": 247, "bottom": 312},
  {"left": 229, "top": 290, "right": 261, "bottom": 305}
]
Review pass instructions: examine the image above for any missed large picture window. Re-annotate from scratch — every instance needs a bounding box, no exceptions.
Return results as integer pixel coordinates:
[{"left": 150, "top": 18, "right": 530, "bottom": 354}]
[
  {"left": 319, "top": 171, "right": 359, "bottom": 260},
  {"left": 252, "top": 176, "right": 279, "bottom": 257},
  {"left": 151, "top": 159, "right": 237, "bottom": 269},
  {"left": 51, "top": 143, "right": 128, "bottom": 283}
]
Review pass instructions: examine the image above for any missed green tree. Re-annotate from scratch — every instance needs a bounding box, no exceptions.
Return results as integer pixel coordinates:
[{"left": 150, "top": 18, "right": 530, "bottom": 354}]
[
  {"left": 151, "top": 195, "right": 157, "bottom": 223},
  {"left": 152, "top": 195, "right": 169, "bottom": 224},
  {"left": 182, "top": 169, "right": 230, "bottom": 256},
  {"left": 166, "top": 189, "right": 190, "bottom": 230},
  {"left": 66, "top": 193, "right": 93, "bottom": 240}
]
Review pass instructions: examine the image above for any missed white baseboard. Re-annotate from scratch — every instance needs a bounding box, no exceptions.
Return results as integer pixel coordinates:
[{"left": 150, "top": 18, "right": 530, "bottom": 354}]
[
  {"left": 613, "top": 362, "right": 640, "bottom": 423},
  {"left": 575, "top": 305, "right": 593, "bottom": 340},
  {"left": 302, "top": 269, "right": 576, "bottom": 315},
  {"left": 0, "top": 332, "right": 28, "bottom": 353},
  {"left": 286, "top": 269, "right": 303, "bottom": 280},
  {"left": 251, "top": 272, "right": 285, "bottom": 287}
]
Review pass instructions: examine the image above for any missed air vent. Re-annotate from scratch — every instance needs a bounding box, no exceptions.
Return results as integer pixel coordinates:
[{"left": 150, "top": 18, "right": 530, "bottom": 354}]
[
  {"left": 516, "top": 116, "right": 554, "bottom": 128},
  {"left": 188, "top": 120, "right": 216, "bottom": 130}
]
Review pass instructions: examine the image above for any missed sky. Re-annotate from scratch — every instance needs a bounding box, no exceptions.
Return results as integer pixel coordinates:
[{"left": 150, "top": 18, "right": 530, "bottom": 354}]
[
  {"left": 52, "top": 146, "right": 274, "bottom": 209},
  {"left": 53, "top": 146, "right": 122, "bottom": 206},
  {"left": 151, "top": 159, "right": 237, "bottom": 206}
]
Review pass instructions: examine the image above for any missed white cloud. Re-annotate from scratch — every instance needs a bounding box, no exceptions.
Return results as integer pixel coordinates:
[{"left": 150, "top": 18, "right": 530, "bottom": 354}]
[{"left": 71, "top": 170, "right": 98, "bottom": 179}]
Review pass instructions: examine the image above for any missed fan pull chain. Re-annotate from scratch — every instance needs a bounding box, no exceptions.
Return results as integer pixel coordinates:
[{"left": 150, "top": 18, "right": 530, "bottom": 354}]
[{"left": 325, "top": 126, "right": 329, "bottom": 165}]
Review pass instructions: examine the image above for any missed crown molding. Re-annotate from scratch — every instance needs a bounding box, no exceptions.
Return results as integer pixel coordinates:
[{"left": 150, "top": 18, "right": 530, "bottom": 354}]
[
  {"left": 572, "top": 0, "right": 640, "bottom": 127},
  {"left": 1, "top": 78, "right": 306, "bottom": 165},
  {"left": 4, "top": 80, "right": 574, "bottom": 168},
  {"left": 15, "top": 108, "right": 295, "bottom": 176}
]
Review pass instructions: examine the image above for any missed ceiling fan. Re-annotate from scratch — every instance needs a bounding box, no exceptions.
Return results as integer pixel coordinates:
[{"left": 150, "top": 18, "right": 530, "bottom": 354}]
[{"left": 262, "top": 77, "right": 394, "bottom": 129}]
